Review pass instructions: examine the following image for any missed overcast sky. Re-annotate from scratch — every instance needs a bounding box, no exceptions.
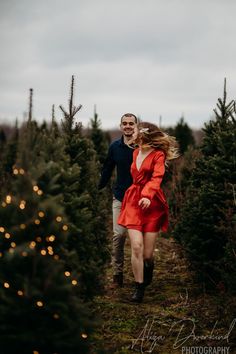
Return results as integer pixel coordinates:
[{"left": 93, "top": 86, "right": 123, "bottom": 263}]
[{"left": 1, "top": 0, "right": 236, "bottom": 130}]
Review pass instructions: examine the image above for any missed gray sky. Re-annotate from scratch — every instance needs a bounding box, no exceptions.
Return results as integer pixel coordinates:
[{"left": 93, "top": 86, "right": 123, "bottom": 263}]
[{"left": 1, "top": 0, "right": 236, "bottom": 130}]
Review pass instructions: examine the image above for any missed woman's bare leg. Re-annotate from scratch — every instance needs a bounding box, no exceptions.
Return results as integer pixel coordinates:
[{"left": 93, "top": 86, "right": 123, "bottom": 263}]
[
  {"left": 143, "top": 232, "right": 158, "bottom": 261},
  {"left": 128, "top": 229, "right": 144, "bottom": 283}
]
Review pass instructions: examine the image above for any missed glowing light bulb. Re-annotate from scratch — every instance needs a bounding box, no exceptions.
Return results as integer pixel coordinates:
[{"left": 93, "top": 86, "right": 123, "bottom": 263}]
[
  {"left": 0, "top": 227, "right": 5, "bottom": 232},
  {"left": 72, "top": 280, "right": 78, "bottom": 285},
  {"left": 19, "top": 168, "right": 25, "bottom": 175},
  {"left": 40, "top": 250, "right": 47, "bottom": 256},
  {"left": 36, "top": 301, "right": 43, "bottom": 307},
  {"left": 33, "top": 185, "right": 39, "bottom": 192},
  {"left": 48, "top": 235, "right": 55, "bottom": 242},
  {"left": 22, "top": 251, "right": 28, "bottom": 257},
  {"left": 6, "top": 195, "right": 11, "bottom": 204},
  {"left": 36, "top": 237, "right": 42, "bottom": 242},
  {"left": 37, "top": 190, "right": 43, "bottom": 196},
  {"left": 29, "top": 241, "right": 36, "bottom": 249},
  {"left": 54, "top": 255, "right": 59, "bottom": 260},
  {"left": 56, "top": 216, "right": 62, "bottom": 222},
  {"left": 3, "top": 282, "right": 10, "bottom": 288},
  {"left": 64, "top": 271, "right": 71, "bottom": 277},
  {"left": 17, "top": 290, "right": 23, "bottom": 296},
  {"left": 81, "top": 333, "right": 88, "bottom": 339},
  {"left": 1, "top": 202, "right": 6, "bottom": 207},
  {"left": 38, "top": 211, "right": 44, "bottom": 218},
  {"left": 13, "top": 168, "right": 18, "bottom": 175},
  {"left": 20, "top": 224, "right": 26, "bottom": 229},
  {"left": 34, "top": 219, "right": 40, "bottom": 225},
  {"left": 19, "top": 203, "right": 25, "bottom": 210},
  {"left": 10, "top": 242, "right": 16, "bottom": 248},
  {"left": 5, "top": 233, "right": 11, "bottom": 239},
  {"left": 53, "top": 314, "right": 59, "bottom": 319},
  {"left": 62, "top": 225, "right": 68, "bottom": 231}
]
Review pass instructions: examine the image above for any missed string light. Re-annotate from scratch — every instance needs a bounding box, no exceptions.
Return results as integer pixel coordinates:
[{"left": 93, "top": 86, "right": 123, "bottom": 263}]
[
  {"left": 19, "top": 200, "right": 26, "bottom": 209},
  {"left": 33, "top": 185, "right": 39, "bottom": 192},
  {"left": 62, "top": 225, "right": 68, "bottom": 231},
  {"left": 48, "top": 235, "right": 55, "bottom": 242},
  {"left": 36, "top": 237, "right": 42, "bottom": 242},
  {"left": 37, "top": 190, "right": 43, "bottom": 196},
  {"left": 29, "top": 241, "right": 36, "bottom": 249},
  {"left": 34, "top": 219, "right": 40, "bottom": 225},
  {"left": 81, "top": 334, "right": 88, "bottom": 339},
  {"left": 38, "top": 211, "right": 45, "bottom": 218},
  {"left": 72, "top": 280, "right": 77, "bottom": 285},
  {"left": 19, "top": 168, "right": 25, "bottom": 175},
  {"left": 53, "top": 314, "right": 59, "bottom": 319},
  {"left": 13, "top": 168, "right": 18, "bottom": 175},
  {"left": 10, "top": 242, "right": 16, "bottom": 248},
  {"left": 64, "top": 271, "right": 71, "bottom": 277},
  {"left": 33, "top": 351, "right": 39, "bottom": 354},
  {"left": 9, "top": 248, "right": 14, "bottom": 254},
  {"left": 22, "top": 251, "right": 28, "bottom": 257},
  {"left": 20, "top": 224, "right": 26, "bottom": 229},
  {"left": 6, "top": 195, "right": 11, "bottom": 204},
  {"left": 0, "top": 253, "right": 2, "bottom": 257},
  {"left": 40, "top": 250, "right": 47, "bottom": 256},
  {"left": 17, "top": 290, "right": 24, "bottom": 296},
  {"left": 54, "top": 255, "right": 59, "bottom": 260},
  {"left": 5, "top": 233, "right": 11, "bottom": 239},
  {"left": 3, "top": 282, "right": 10, "bottom": 288},
  {"left": 1, "top": 202, "right": 6, "bottom": 207},
  {"left": 56, "top": 216, "right": 62, "bottom": 222},
  {"left": 36, "top": 301, "right": 43, "bottom": 307},
  {"left": 0, "top": 227, "right": 5, "bottom": 232}
]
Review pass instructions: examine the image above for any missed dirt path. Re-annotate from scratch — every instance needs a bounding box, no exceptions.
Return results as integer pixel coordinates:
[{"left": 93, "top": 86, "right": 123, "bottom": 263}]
[{"left": 93, "top": 236, "right": 236, "bottom": 353}]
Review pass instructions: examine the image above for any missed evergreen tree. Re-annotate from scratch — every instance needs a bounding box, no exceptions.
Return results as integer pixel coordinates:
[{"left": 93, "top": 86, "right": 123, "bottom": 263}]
[
  {"left": 89, "top": 105, "right": 110, "bottom": 165},
  {"left": 0, "top": 170, "right": 94, "bottom": 354},
  {"left": 167, "top": 116, "right": 195, "bottom": 154},
  {"left": 59, "top": 76, "right": 109, "bottom": 299},
  {"left": 174, "top": 80, "right": 236, "bottom": 291}
]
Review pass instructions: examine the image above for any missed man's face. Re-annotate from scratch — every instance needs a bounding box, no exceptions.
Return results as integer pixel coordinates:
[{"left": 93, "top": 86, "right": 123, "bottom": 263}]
[{"left": 120, "top": 116, "right": 136, "bottom": 137}]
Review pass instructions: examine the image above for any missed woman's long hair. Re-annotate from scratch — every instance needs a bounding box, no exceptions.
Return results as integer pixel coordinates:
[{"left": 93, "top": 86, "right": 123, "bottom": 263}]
[{"left": 133, "top": 122, "right": 179, "bottom": 161}]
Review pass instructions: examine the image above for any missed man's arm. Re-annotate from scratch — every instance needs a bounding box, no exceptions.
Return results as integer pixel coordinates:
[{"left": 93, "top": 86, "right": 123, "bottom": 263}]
[{"left": 98, "top": 145, "right": 115, "bottom": 189}]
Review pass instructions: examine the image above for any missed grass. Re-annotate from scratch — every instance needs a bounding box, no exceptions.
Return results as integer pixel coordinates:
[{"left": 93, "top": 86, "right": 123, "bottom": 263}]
[{"left": 91, "top": 236, "right": 236, "bottom": 353}]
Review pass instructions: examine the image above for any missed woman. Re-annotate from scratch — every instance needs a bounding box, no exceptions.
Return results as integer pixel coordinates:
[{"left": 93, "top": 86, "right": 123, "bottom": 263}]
[{"left": 118, "top": 122, "right": 179, "bottom": 303}]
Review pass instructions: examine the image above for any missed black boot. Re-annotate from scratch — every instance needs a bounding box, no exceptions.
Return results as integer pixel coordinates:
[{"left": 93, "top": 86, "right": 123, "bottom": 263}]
[
  {"left": 111, "top": 273, "right": 123, "bottom": 289},
  {"left": 143, "top": 260, "right": 154, "bottom": 286},
  {"left": 131, "top": 282, "right": 145, "bottom": 303}
]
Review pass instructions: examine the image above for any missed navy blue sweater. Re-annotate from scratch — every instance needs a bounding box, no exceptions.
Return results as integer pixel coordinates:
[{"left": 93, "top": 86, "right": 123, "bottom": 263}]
[{"left": 98, "top": 136, "right": 134, "bottom": 202}]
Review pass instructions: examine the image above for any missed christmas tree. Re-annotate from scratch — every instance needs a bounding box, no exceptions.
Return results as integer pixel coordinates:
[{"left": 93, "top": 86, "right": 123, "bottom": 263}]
[{"left": 174, "top": 79, "right": 236, "bottom": 291}]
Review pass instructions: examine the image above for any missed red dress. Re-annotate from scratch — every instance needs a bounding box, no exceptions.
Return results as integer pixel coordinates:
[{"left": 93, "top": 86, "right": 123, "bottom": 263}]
[{"left": 118, "top": 148, "right": 168, "bottom": 232}]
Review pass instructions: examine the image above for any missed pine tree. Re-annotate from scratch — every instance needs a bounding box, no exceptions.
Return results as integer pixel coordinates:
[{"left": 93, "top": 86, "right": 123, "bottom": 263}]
[
  {"left": 174, "top": 79, "right": 236, "bottom": 291},
  {"left": 59, "top": 76, "right": 109, "bottom": 299},
  {"left": 89, "top": 105, "right": 110, "bottom": 165},
  {"left": 0, "top": 170, "right": 94, "bottom": 354}
]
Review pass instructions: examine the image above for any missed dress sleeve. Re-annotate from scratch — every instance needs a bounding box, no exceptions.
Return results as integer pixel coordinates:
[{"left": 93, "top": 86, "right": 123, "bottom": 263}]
[{"left": 141, "top": 151, "right": 165, "bottom": 200}]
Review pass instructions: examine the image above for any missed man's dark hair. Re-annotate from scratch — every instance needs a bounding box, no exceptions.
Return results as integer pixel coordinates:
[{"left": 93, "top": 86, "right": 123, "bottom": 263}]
[{"left": 121, "top": 113, "right": 138, "bottom": 123}]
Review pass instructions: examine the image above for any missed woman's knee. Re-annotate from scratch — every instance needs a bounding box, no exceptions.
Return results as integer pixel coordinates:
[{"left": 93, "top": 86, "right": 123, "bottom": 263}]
[{"left": 132, "top": 243, "right": 143, "bottom": 258}]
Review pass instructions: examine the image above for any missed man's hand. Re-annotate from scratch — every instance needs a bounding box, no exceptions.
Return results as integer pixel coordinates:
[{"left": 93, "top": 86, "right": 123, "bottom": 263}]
[{"left": 138, "top": 197, "right": 151, "bottom": 209}]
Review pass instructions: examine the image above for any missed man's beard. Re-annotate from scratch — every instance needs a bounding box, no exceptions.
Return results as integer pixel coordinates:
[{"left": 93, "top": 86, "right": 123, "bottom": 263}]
[{"left": 124, "top": 131, "right": 133, "bottom": 137}]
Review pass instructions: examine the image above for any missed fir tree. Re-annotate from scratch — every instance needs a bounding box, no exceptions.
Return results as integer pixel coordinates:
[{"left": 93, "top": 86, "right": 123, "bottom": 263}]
[
  {"left": 0, "top": 170, "right": 94, "bottom": 354},
  {"left": 174, "top": 79, "right": 236, "bottom": 291},
  {"left": 59, "top": 76, "right": 109, "bottom": 299},
  {"left": 89, "top": 105, "right": 110, "bottom": 165}
]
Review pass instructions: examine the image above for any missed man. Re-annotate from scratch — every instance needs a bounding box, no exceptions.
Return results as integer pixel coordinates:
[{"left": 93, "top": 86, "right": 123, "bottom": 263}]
[{"left": 98, "top": 113, "right": 137, "bottom": 288}]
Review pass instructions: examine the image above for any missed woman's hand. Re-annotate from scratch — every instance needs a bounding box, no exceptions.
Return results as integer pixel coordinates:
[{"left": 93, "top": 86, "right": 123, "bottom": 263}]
[{"left": 138, "top": 197, "right": 151, "bottom": 209}]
